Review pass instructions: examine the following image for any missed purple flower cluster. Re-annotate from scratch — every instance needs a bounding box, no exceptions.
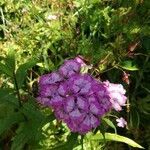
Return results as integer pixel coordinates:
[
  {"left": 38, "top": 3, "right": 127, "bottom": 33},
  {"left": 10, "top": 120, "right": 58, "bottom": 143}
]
[{"left": 37, "top": 57, "right": 127, "bottom": 134}]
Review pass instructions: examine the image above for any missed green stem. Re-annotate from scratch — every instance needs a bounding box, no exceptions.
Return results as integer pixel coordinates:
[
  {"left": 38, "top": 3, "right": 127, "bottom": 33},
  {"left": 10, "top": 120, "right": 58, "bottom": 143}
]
[
  {"left": 13, "top": 72, "right": 29, "bottom": 121},
  {"left": 13, "top": 72, "right": 22, "bottom": 107},
  {"left": 81, "top": 135, "right": 84, "bottom": 150}
]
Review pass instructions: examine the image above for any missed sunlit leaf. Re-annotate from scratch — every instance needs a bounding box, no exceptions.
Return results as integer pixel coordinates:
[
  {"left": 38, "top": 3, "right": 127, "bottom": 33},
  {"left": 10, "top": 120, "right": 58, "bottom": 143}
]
[
  {"left": 90, "top": 133, "right": 144, "bottom": 149},
  {"left": 119, "top": 60, "right": 138, "bottom": 71}
]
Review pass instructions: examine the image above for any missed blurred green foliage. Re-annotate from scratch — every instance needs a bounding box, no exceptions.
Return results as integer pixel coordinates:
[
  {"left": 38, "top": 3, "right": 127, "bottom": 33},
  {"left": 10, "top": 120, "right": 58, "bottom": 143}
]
[{"left": 0, "top": 0, "right": 150, "bottom": 149}]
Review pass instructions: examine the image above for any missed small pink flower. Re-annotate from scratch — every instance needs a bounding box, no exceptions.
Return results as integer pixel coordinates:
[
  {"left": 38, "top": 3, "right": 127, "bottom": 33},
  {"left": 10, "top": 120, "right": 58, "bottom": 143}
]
[
  {"left": 75, "top": 56, "right": 86, "bottom": 67},
  {"left": 116, "top": 117, "right": 127, "bottom": 128},
  {"left": 103, "top": 81, "right": 127, "bottom": 111}
]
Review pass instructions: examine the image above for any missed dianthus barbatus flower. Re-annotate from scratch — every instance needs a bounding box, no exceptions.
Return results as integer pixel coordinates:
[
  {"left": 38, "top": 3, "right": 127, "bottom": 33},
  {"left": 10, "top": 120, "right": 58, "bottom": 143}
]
[
  {"left": 37, "top": 72, "right": 63, "bottom": 107},
  {"left": 103, "top": 81, "right": 127, "bottom": 111},
  {"left": 69, "top": 74, "right": 93, "bottom": 95},
  {"left": 59, "top": 58, "right": 81, "bottom": 77},
  {"left": 39, "top": 72, "right": 63, "bottom": 85},
  {"left": 37, "top": 58, "right": 127, "bottom": 134}
]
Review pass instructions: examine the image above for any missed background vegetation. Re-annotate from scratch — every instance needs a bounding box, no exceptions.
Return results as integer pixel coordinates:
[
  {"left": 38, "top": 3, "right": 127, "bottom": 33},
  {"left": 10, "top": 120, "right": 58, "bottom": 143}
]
[{"left": 0, "top": 0, "right": 149, "bottom": 149}]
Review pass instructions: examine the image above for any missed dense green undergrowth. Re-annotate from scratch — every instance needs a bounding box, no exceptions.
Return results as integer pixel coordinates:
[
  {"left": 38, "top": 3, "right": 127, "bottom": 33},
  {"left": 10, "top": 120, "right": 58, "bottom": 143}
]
[{"left": 0, "top": 0, "right": 150, "bottom": 149}]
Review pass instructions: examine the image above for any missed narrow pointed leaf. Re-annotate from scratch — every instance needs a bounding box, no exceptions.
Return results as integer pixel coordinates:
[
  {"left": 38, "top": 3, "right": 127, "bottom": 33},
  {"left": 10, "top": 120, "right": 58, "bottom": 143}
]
[
  {"left": 102, "top": 118, "right": 117, "bottom": 133},
  {"left": 90, "top": 133, "right": 144, "bottom": 149}
]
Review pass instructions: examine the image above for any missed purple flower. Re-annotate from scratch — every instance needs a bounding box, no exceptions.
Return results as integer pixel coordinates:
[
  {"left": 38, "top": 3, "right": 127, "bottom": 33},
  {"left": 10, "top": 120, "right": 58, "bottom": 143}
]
[
  {"left": 64, "top": 96, "right": 75, "bottom": 113},
  {"left": 39, "top": 85, "right": 58, "bottom": 97},
  {"left": 67, "top": 119, "right": 82, "bottom": 132},
  {"left": 69, "top": 108, "right": 85, "bottom": 124},
  {"left": 59, "top": 59, "right": 81, "bottom": 77},
  {"left": 116, "top": 117, "right": 127, "bottom": 128},
  {"left": 54, "top": 108, "right": 68, "bottom": 120},
  {"left": 39, "top": 72, "right": 63, "bottom": 85},
  {"left": 70, "top": 74, "right": 92, "bottom": 95},
  {"left": 90, "top": 114, "right": 100, "bottom": 128},
  {"left": 76, "top": 96, "right": 89, "bottom": 112},
  {"left": 50, "top": 94, "right": 64, "bottom": 109},
  {"left": 58, "top": 81, "right": 73, "bottom": 97},
  {"left": 89, "top": 101, "right": 103, "bottom": 115},
  {"left": 79, "top": 115, "right": 92, "bottom": 133},
  {"left": 79, "top": 114, "right": 100, "bottom": 134},
  {"left": 37, "top": 57, "right": 127, "bottom": 134},
  {"left": 99, "top": 97, "right": 112, "bottom": 112}
]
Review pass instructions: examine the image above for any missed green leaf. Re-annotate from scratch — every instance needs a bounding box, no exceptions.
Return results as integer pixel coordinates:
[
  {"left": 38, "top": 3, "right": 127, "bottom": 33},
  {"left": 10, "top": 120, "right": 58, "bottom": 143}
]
[
  {"left": 66, "top": 133, "right": 78, "bottom": 148},
  {"left": 11, "top": 112, "right": 44, "bottom": 150},
  {"left": 21, "top": 100, "right": 44, "bottom": 123},
  {"left": 119, "top": 60, "right": 138, "bottom": 71},
  {"left": 5, "top": 50, "right": 16, "bottom": 73},
  {"left": 0, "top": 62, "right": 13, "bottom": 77},
  {"left": 0, "top": 88, "right": 19, "bottom": 106},
  {"left": 16, "top": 59, "right": 37, "bottom": 88},
  {"left": 0, "top": 88, "right": 13, "bottom": 96},
  {"left": 90, "top": 133, "right": 144, "bottom": 149},
  {"left": 44, "top": 113, "right": 56, "bottom": 124},
  {"left": 11, "top": 123, "right": 32, "bottom": 150},
  {"left": 0, "top": 112, "right": 24, "bottom": 135},
  {"left": 0, "top": 103, "right": 14, "bottom": 118},
  {"left": 102, "top": 118, "right": 117, "bottom": 133}
]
